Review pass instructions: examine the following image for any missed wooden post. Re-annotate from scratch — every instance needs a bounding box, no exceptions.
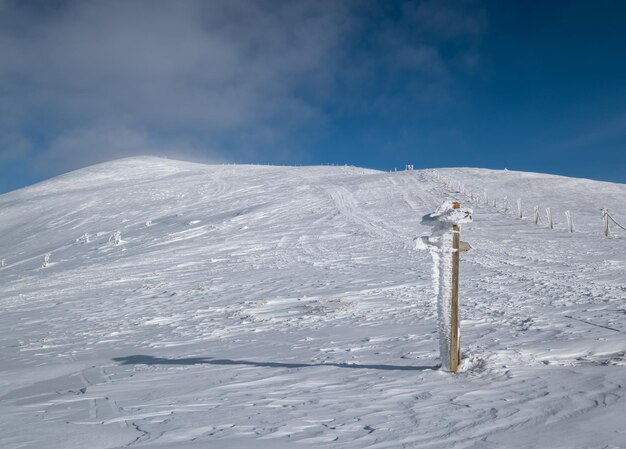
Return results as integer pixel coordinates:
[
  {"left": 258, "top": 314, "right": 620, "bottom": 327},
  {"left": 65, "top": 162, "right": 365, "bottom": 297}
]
[
  {"left": 421, "top": 201, "right": 472, "bottom": 374},
  {"left": 534, "top": 206, "right": 540, "bottom": 224},
  {"left": 546, "top": 207, "right": 553, "bottom": 229},
  {"left": 603, "top": 209, "right": 609, "bottom": 237},
  {"left": 450, "top": 224, "right": 461, "bottom": 373},
  {"left": 565, "top": 210, "right": 574, "bottom": 233},
  {"left": 517, "top": 199, "right": 523, "bottom": 219}
]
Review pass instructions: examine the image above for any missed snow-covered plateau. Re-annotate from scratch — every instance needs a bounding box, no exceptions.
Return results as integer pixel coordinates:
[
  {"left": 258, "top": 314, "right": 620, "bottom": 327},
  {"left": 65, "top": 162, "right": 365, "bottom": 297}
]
[{"left": 1, "top": 156, "right": 625, "bottom": 449}]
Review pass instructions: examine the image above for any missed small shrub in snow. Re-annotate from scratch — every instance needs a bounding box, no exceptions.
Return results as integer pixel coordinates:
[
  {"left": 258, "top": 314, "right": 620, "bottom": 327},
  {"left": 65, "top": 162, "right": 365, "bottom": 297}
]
[
  {"left": 42, "top": 253, "right": 51, "bottom": 268},
  {"left": 109, "top": 231, "right": 122, "bottom": 246}
]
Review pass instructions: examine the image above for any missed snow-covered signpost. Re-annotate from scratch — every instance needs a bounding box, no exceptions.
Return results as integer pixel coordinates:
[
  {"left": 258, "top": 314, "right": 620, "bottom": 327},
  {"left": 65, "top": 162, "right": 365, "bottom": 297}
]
[{"left": 417, "top": 201, "right": 473, "bottom": 373}]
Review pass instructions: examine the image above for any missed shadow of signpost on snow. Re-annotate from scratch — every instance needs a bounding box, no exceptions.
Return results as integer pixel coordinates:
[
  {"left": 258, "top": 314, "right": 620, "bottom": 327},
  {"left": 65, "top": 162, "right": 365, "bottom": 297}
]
[{"left": 112, "top": 355, "right": 439, "bottom": 371}]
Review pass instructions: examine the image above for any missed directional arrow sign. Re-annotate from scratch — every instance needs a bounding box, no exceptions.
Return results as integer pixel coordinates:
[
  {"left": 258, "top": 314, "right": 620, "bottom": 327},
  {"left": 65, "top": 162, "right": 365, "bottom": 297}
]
[{"left": 459, "top": 240, "right": 472, "bottom": 252}]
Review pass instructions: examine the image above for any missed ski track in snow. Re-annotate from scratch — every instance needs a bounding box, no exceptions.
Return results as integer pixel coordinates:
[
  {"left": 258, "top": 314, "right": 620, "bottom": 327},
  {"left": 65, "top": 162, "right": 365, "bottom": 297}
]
[{"left": 1, "top": 157, "right": 626, "bottom": 448}]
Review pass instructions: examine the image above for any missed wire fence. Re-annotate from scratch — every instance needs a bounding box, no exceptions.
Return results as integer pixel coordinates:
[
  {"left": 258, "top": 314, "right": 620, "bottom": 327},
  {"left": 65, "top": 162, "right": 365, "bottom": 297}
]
[
  {"left": 429, "top": 170, "right": 626, "bottom": 237},
  {"left": 606, "top": 211, "right": 626, "bottom": 232}
]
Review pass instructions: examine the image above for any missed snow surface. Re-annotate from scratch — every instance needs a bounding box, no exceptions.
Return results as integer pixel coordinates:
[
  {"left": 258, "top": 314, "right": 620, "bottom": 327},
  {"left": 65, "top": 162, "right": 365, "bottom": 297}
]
[{"left": 1, "top": 157, "right": 626, "bottom": 448}]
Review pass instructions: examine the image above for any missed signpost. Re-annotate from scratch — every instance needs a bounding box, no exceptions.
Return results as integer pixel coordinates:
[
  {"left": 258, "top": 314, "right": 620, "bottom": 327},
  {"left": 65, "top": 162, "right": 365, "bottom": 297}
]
[
  {"left": 450, "top": 221, "right": 473, "bottom": 372},
  {"left": 450, "top": 224, "right": 461, "bottom": 372},
  {"left": 418, "top": 201, "right": 472, "bottom": 373}
]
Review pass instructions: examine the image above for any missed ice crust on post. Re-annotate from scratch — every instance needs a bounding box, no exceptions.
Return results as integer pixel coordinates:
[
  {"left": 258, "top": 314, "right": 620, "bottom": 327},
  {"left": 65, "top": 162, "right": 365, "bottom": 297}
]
[
  {"left": 421, "top": 201, "right": 473, "bottom": 229},
  {"left": 417, "top": 201, "right": 472, "bottom": 372}
]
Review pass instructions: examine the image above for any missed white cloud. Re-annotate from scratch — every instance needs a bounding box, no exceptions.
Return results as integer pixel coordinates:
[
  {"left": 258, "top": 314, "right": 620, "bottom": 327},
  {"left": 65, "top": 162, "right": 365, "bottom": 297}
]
[
  {"left": 0, "top": 0, "right": 486, "bottom": 180},
  {"left": 0, "top": 0, "right": 351, "bottom": 172},
  {"left": 35, "top": 123, "right": 227, "bottom": 173}
]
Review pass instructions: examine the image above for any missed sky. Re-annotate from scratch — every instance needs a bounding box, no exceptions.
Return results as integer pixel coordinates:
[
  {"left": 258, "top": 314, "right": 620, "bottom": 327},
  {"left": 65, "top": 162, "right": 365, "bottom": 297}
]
[{"left": 1, "top": 0, "right": 626, "bottom": 193}]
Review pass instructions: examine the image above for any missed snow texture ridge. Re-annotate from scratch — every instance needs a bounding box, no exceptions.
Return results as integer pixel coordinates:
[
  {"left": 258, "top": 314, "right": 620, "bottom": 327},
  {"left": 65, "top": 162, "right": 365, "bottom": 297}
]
[{"left": 1, "top": 157, "right": 626, "bottom": 448}]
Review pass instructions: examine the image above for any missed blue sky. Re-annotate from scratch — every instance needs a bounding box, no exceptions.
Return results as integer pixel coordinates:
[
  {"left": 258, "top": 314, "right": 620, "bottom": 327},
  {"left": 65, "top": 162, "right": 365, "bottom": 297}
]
[{"left": 1, "top": 0, "right": 626, "bottom": 193}]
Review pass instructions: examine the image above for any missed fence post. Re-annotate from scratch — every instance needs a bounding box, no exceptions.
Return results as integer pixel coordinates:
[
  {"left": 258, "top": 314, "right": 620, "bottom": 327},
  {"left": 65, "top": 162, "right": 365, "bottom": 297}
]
[
  {"left": 565, "top": 210, "right": 574, "bottom": 232},
  {"left": 603, "top": 209, "right": 609, "bottom": 237},
  {"left": 517, "top": 198, "right": 523, "bottom": 219},
  {"left": 534, "top": 206, "right": 540, "bottom": 224},
  {"left": 503, "top": 197, "right": 509, "bottom": 214},
  {"left": 546, "top": 208, "right": 553, "bottom": 229},
  {"left": 484, "top": 189, "right": 488, "bottom": 205}
]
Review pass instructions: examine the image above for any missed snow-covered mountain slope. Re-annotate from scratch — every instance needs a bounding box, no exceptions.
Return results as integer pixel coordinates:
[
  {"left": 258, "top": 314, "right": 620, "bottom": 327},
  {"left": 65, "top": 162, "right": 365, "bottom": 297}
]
[{"left": 1, "top": 156, "right": 625, "bottom": 449}]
